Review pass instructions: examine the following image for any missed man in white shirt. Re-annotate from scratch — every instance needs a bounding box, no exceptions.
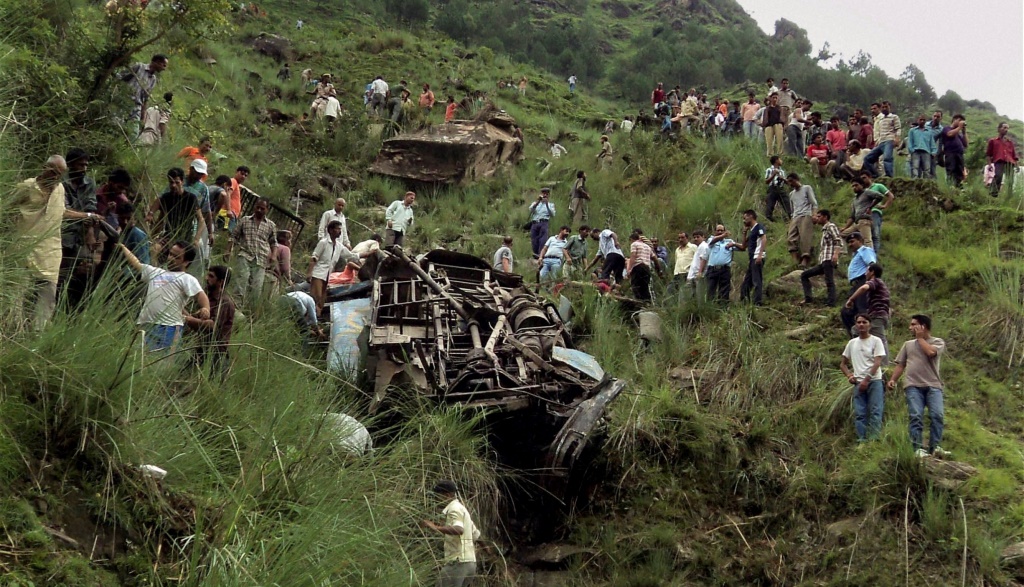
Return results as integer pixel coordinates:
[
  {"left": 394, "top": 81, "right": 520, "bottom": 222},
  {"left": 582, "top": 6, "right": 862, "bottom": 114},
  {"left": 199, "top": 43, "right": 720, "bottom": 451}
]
[
  {"left": 549, "top": 142, "right": 568, "bottom": 158},
  {"left": 684, "top": 230, "right": 708, "bottom": 302},
  {"left": 119, "top": 240, "right": 210, "bottom": 353},
  {"left": 385, "top": 191, "right": 416, "bottom": 247},
  {"left": 840, "top": 313, "right": 887, "bottom": 442},
  {"left": 370, "top": 76, "right": 389, "bottom": 116},
  {"left": 422, "top": 480, "right": 481, "bottom": 587},
  {"left": 317, "top": 198, "right": 350, "bottom": 246},
  {"left": 620, "top": 116, "right": 634, "bottom": 133}
]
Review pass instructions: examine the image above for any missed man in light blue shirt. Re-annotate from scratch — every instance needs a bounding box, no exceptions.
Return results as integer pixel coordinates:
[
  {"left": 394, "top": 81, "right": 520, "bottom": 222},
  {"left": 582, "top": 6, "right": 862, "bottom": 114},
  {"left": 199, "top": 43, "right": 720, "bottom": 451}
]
[
  {"left": 385, "top": 191, "right": 416, "bottom": 247},
  {"left": 906, "top": 116, "right": 935, "bottom": 178},
  {"left": 537, "top": 225, "right": 571, "bottom": 281},
  {"left": 528, "top": 187, "right": 555, "bottom": 258},
  {"left": 924, "top": 111, "right": 944, "bottom": 178},
  {"left": 841, "top": 231, "right": 877, "bottom": 333},
  {"left": 704, "top": 224, "right": 735, "bottom": 303}
]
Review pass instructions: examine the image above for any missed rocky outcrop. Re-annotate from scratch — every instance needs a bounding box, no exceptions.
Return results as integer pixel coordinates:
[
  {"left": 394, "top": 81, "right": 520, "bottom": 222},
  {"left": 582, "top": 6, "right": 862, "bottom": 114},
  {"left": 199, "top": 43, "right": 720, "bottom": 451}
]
[
  {"left": 369, "top": 106, "right": 524, "bottom": 185},
  {"left": 250, "top": 32, "right": 294, "bottom": 63}
]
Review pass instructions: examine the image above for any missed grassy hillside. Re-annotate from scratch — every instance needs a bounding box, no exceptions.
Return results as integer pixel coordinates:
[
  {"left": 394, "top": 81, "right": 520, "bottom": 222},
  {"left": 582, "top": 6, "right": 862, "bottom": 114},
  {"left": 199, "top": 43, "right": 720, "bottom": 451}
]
[{"left": 1, "top": 0, "right": 1023, "bottom": 585}]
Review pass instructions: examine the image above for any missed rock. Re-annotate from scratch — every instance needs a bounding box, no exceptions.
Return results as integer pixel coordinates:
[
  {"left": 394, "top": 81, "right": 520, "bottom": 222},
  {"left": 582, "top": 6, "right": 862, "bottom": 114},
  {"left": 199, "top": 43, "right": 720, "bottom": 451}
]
[
  {"left": 784, "top": 324, "right": 818, "bottom": 338},
  {"left": 825, "top": 517, "right": 862, "bottom": 537},
  {"left": 519, "top": 543, "right": 595, "bottom": 567},
  {"left": 263, "top": 108, "right": 294, "bottom": 125},
  {"left": 202, "top": 58, "right": 218, "bottom": 65},
  {"left": 323, "top": 413, "right": 372, "bottom": 457},
  {"left": 318, "top": 175, "right": 358, "bottom": 193},
  {"left": 369, "top": 107, "right": 524, "bottom": 185},
  {"left": 922, "top": 458, "right": 977, "bottom": 490},
  {"left": 766, "top": 269, "right": 819, "bottom": 299},
  {"left": 1002, "top": 542, "right": 1024, "bottom": 577},
  {"left": 668, "top": 367, "right": 706, "bottom": 389},
  {"left": 249, "top": 32, "right": 294, "bottom": 63},
  {"left": 516, "top": 570, "right": 573, "bottom": 587}
]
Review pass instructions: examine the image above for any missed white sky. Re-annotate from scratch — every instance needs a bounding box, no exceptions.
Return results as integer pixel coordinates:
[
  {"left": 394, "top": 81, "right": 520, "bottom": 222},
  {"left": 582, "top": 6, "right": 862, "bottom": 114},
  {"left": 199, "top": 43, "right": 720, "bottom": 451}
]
[{"left": 736, "top": 0, "right": 1024, "bottom": 121}]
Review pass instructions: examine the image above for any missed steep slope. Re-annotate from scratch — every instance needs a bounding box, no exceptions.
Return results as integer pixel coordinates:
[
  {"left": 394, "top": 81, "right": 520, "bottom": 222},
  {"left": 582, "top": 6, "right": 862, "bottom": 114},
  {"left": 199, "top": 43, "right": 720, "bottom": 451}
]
[{"left": 1, "top": 0, "right": 1023, "bottom": 585}]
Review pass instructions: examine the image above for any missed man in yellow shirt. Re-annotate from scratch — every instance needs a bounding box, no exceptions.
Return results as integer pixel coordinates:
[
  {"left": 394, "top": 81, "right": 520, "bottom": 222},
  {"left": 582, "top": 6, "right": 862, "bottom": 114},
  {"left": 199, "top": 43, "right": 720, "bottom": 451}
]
[{"left": 422, "top": 480, "right": 481, "bottom": 587}]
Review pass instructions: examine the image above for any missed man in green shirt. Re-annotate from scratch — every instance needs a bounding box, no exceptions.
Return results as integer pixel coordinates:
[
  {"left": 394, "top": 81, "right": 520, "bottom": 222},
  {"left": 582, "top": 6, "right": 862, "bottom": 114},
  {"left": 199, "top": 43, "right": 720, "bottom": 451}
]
[{"left": 565, "top": 225, "right": 590, "bottom": 277}]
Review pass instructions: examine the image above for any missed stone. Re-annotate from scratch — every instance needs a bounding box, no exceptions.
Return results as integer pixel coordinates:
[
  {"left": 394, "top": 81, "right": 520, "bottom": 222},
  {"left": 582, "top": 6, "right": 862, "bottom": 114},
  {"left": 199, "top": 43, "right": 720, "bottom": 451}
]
[
  {"left": 766, "top": 269, "right": 820, "bottom": 299},
  {"left": 249, "top": 32, "right": 294, "bottom": 63},
  {"left": 1002, "top": 541, "right": 1024, "bottom": 577},
  {"left": 369, "top": 105, "right": 524, "bottom": 185},
  {"left": 519, "top": 543, "right": 595, "bottom": 566},
  {"left": 784, "top": 323, "right": 818, "bottom": 338},
  {"left": 668, "top": 367, "right": 707, "bottom": 389},
  {"left": 825, "top": 517, "right": 862, "bottom": 537},
  {"left": 922, "top": 458, "right": 977, "bottom": 491}
]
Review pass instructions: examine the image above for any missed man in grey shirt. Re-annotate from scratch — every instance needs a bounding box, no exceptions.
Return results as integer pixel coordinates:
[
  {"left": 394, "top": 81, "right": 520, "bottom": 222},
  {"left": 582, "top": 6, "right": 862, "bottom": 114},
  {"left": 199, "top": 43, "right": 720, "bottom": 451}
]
[
  {"left": 785, "top": 173, "right": 818, "bottom": 268},
  {"left": 888, "top": 314, "right": 949, "bottom": 458},
  {"left": 493, "top": 236, "right": 514, "bottom": 273}
]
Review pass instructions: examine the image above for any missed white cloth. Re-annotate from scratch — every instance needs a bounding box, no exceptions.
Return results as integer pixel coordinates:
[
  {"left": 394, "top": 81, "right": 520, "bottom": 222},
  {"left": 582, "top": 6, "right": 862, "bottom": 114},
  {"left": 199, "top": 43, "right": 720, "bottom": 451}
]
[
  {"left": 310, "top": 238, "right": 353, "bottom": 280},
  {"left": 687, "top": 240, "right": 709, "bottom": 280},
  {"left": 137, "top": 105, "right": 169, "bottom": 145},
  {"left": 441, "top": 498, "right": 480, "bottom": 563},
  {"left": 352, "top": 239, "right": 380, "bottom": 257},
  {"left": 136, "top": 265, "right": 203, "bottom": 326},
  {"left": 843, "top": 335, "right": 886, "bottom": 380},
  {"left": 598, "top": 229, "right": 623, "bottom": 258},
  {"left": 285, "top": 291, "right": 318, "bottom": 326},
  {"left": 323, "top": 96, "right": 341, "bottom": 119},
  {"left": 317, "top": 209, "right": 350, "bottom": 246},
  {"left": 323, "top": 413, "right": 372, "bottom": 457}
]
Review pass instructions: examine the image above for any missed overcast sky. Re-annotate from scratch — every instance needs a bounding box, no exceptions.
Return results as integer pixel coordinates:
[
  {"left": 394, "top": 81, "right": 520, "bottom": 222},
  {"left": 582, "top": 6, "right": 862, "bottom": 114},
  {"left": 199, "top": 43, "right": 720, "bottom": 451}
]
[{"left": 737, "top": 0, "right": 1024, "bottom": 121}]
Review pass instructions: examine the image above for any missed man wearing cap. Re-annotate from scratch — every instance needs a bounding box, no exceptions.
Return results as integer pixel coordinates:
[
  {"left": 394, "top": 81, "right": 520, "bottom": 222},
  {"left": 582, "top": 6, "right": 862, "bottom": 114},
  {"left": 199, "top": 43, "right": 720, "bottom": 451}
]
[
  {"left": 528, "top": 188, "right": 555, "bottom": 258},
  {"left": 310, "top": 73, "right": 337, "bottom": 119},
  {"left": 185, "top": 159, "right": 215, "bottom": 254},
  {"left": 385, "top": 191, "right": 416, "bottom": 247},
  {"left": 422, "top": 480, "right": 481, "bottom": 587}
]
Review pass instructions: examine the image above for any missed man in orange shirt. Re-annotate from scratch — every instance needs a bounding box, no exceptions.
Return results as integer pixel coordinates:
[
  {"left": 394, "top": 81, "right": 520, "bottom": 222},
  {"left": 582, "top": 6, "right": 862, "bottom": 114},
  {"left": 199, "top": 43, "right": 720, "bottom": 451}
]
[
  {"left": 214, "top": 166, "right": 249, "bottom": 232},
  {"left": 741, "top": 93, "right": 760, "bottom": 139},
  {"left": 418, "top": 83, "right": 435, "bottom": 115},
  {"left": 177, "top": 136, "right": 213, "bottom": 165}
]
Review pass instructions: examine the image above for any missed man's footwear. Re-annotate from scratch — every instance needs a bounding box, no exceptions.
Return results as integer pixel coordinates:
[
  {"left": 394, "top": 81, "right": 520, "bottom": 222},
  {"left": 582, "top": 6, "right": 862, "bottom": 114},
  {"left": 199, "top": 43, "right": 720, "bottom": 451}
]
[
  {"left": 931, "top": 446, "right": 952, "bottom": 459},
  {"left": 914, "top": 448, "right": 930, "bottom": 458}
]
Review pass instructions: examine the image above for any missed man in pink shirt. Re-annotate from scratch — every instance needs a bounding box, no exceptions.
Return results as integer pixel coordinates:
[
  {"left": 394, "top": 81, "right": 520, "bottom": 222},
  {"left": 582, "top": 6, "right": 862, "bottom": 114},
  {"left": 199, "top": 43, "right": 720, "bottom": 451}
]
[
  {"left": 826, "top": 117, "right": 848, "bottom": 167},
  {"left": 741, "top": 93, "right": 760, "bottom": 139}
]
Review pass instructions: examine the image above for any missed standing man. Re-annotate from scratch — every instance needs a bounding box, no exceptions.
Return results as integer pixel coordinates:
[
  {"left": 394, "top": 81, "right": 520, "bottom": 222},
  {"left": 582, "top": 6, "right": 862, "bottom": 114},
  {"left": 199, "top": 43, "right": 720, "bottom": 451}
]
[
  {"left": 60, "top": 148, "right": 99, "bottom": 286},
  {"left": 763, "top": 156, "right": 789, "bottom": 222},
  {"left": 840, "top": 181, "right": 883, "bottom": 251},
  {"left": 596, "top": 135, "right": 613, "bottom": 171},
  {"left": 184, "top": 265, "right": 236, "bottom": 374},
  {"left": 741, "top": 93, "right": 760, "bottom": 139},
  {"left": 137, "top": 91, "right": 173, "bottom": 145},
  {"left": 567, "top": 74, "right": 577, "bottom": 95},
  {"left": 840, "top": 314, "right": 887, "bottom": 443},
  {"left": 214, "top": 166, "right": 250, "bottom": 232},
  {"left": 493, "top": 236, "right": 514, "bottom": 273},
  {"left": 651, "top": 82, "right": 666, "bottom": 109},
  {"left": 799, "top": 209, "right": 842, "bottom": 307},
  {"left": 385, "top": 191, "right": 416, "bottom": 247},
  {"left": 369, "top": 76, "right": 389, "bottom": 117},
  {"left": 670, "top": 232, "right": 697, "bottom": 295},
  {"left": 858, "top": 173, "right": 894, "bottom": 253},
  {"left": 776, "top": 78, "right": 798, "bottom": 123},
  {"left": 419, "top": 83, "right": 436, "bottom": 116},
  {"left": 906, "top": 116, "right": 935, "bottom": 179},
  {"left": 839, "top": 233, "right": 877, "bottom": 335},
  {"left": 228, "top": 198, "right": 277, "bottom": 303},
  {"left": 625, "top": 232, "right": 654, "bottom": 301},
  {"left": 925, "top": 111, "right": 944, "bottom": 179},
  {"left": 862, "top": 101, "right": 901, "bottom": 178},
  {"left": 13, "top": 156, "right": 70, "bottom": 330},
  {"left": 565, "top": 226, "right": 590, "bottom": 277},
  {"left": 537, "top": 225, "right": 572, "bottom": 282},
  {"left": 939, "top": 115, "right": 968, "bottom": 187},
  {"left": 986, "top": 122, "right": 1019, "bottom": 197},
  {"left": 149, "top": 167, "right": 203, "bottom": 247},
  {"left": 844, "top": 262, "right": 890, "bottom": 358},
  {"left": 761, "top": 94, "right": 784, "bottom": 157},
  {"left": 121, "top": 54, "right": 169, "bottom": 125},
  {"left": 785, "top": 173, "right": 818, "bottom": 268},
  {"left": 118, "top": 240, "right": 210, "bottom": 353},
  {"left": 569, "top": 171, "right": 590, "bottom": 226},
  {"left": 888, "top": 315, "right": 949, "bottom": 458},
  {"left": 684, "top": 230, "right": 708, "bottom": 302},
  {"left": 421, "top": 480, "right": 480, "bottom": 587},
  {"left": 307, "top": 220, "right": 357, "bottom": 312},
  {"left": 785, "top": 99, "right": 809, "bottom": 157},
  {"left": 704, "top": 225, "right": 735, "bottom": 304},
  {"left": 317, "top": 198, "right": 351, "bottom": 246},
  {"left": 729, "top": 210, "right": 766, "bottom": 306},
  {"left": 185, "top": 159, "right": 215, "bottom": 262},
  {"left": 527, "top": 188, "right": 555, "bottom": 258},
  {"left": 177, "top": 136, "right": 214, "bottom": 166}
]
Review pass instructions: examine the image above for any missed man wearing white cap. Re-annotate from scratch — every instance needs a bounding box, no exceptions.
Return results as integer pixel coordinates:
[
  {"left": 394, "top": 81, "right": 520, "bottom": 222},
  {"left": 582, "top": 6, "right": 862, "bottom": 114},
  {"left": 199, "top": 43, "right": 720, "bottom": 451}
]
[{"left": 185, "top": 159, "right": 216, "bottom": 263}]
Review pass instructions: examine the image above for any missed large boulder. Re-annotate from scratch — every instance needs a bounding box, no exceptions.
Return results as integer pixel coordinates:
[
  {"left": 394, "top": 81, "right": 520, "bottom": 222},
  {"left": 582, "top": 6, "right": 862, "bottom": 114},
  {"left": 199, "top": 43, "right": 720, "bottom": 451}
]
[
  {"left": 369, "top": 106, "right": 524, "bottom": 185},
  {"left": 250, "top": 33, "right": 295, "bottom": 63}
]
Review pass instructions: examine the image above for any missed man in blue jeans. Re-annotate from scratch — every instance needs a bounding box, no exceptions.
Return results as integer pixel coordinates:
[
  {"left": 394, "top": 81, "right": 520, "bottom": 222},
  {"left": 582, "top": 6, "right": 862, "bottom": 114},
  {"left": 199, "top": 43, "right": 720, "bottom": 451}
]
[
  {"left": 841, "top": 314, "right": 886, "bottom": 442},
  {"left": 888, "top": 314, "right": 950, "bottom": 458},
  {"left": 863, "top": 101, "right": 901, "bottom": 178}
]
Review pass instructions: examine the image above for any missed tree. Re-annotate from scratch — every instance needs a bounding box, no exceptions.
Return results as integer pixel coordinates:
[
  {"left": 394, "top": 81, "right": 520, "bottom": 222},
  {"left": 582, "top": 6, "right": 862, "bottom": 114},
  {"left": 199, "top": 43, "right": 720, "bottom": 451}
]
[
  {"left": 899, "top": 64, "right": 936, "bottom": 105},
  {"left": 434, "top": 0, "right": 474, "bottom": 43},
  {"left": 86, "top": 0, "right": 233, "bottom": 103},
  {"left": 937, "top": 90, "right": 967, "bottom": 115},
  {"left": 385, "top": 0, "right": 430, "bottom": 24},
  {"left": 772, "top": 18, "right": 811, "bottom": 56},
  {"left": 814, "top": 42, "right": 834, "bottom": 63}
]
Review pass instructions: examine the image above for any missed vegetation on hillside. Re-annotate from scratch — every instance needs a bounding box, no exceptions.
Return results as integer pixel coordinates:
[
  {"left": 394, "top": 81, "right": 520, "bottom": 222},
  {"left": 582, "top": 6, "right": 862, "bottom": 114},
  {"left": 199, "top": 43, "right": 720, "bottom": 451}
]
[{"left": 1, "top": 0, "right": 1023, "bottom": 585}]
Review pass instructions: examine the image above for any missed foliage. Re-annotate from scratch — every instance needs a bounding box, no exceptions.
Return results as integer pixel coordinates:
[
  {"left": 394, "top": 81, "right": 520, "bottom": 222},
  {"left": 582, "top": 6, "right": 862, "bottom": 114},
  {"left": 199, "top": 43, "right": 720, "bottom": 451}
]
[{"left": 937, "top": 89, "right": 967, "bottom": 115}]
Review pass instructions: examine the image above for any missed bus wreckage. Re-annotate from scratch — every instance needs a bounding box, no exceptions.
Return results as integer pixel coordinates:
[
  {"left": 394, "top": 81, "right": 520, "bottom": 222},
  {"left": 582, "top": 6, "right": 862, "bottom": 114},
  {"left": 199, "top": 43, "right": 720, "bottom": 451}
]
[{"left": 327, "top": 247, "right": 624, "bottom": 481}]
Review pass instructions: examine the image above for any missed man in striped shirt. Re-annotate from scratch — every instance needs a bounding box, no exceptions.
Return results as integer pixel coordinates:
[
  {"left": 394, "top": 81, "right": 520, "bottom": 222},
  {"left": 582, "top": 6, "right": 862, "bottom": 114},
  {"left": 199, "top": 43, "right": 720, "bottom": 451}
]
[
  {"left": 626, "top": 231, "right": 654, "bottom": 301},
  {"left": 800, "top": 209, "right": 843, "bottom": 307}
]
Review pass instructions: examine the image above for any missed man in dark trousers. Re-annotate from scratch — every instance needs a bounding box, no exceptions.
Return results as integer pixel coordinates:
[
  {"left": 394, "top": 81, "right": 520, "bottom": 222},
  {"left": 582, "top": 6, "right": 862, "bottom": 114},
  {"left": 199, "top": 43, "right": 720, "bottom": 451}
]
[{"left": 729, "top": 210, "right": 766, "bottom": 306}]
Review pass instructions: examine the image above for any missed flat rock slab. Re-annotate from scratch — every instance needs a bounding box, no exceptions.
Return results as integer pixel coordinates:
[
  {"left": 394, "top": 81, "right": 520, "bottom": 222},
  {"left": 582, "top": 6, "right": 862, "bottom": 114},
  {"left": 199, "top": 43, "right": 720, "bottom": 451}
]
[{"left": 922, "top": 457, "right": 977, "bottom": 490}]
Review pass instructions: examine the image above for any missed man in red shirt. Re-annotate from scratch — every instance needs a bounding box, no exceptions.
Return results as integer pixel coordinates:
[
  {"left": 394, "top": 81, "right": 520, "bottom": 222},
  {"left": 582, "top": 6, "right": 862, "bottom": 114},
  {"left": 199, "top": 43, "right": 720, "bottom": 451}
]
[
  {"left": 806, "top": 133, "right": 835, "bottom": 178},
  {"left": 651, "top": 83, "right": 665, "bottom": 108},
  {"left": 986, "top": 122, "right": 1019, "bottom": 197}
]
